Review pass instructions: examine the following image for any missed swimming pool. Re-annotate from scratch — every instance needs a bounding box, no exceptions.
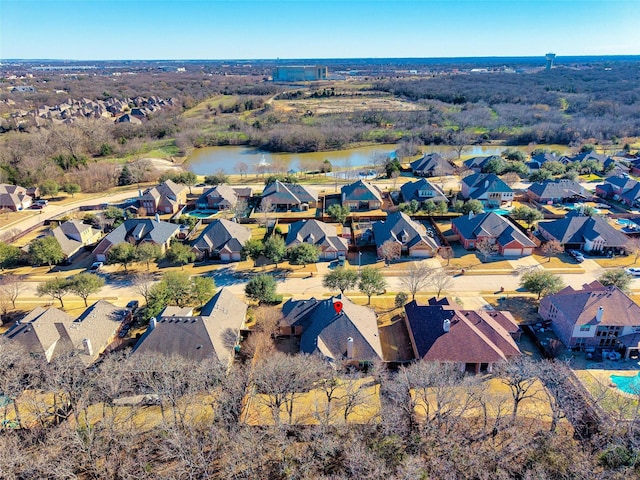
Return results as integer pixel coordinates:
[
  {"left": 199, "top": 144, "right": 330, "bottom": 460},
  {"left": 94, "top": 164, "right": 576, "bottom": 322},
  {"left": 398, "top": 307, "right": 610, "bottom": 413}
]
[
  {"left": 485, "top": 208, "right": 510, "bottom": 215},
  {"left": 617, "top": 218, "right": 633, "bottom": 226},
  {"left": 610, "top": 372, "right": 640, "bottom": 395},
  {"left": 188, "top": 210, "right": 216, "bottom": 219}
]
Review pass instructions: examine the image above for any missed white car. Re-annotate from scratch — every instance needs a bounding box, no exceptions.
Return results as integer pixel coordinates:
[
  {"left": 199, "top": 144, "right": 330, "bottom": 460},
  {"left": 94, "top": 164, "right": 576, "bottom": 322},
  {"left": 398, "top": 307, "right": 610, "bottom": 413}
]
[
  {"left": 625, "top": 267, "right": 640, "bottom": 276},
  {"left": 89, "top": 261, "right": 104, "bottom": 272}
]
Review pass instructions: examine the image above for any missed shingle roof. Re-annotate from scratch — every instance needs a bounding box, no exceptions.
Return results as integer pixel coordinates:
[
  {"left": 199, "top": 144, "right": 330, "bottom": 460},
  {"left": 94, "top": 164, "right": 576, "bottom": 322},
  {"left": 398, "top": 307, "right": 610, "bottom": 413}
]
[
  {"left": 198, "top": 185, "right": 238, "bottom": 207},
  {"left": 192, "top": 219, "right": 251, "bottom": 254},
  {"left": 400, "top": 178, "right": 448, "bottom": 203},
  {"left": 285, "top": 219, "right": 348, "bottom": 252},
  {"left": 132, "top": 288, "right": 247, "bottom": 365},
  {"left": 543, "top": 281, "right": 640, "bottom": 328},
  {"left": 463, "top": 155, "right": 501, "bottom": 171},
  {"left": 527, "top": 179, "right": 587, "bottom": 200},
  {"left": 410, "top": 153, "right": 454, "bottom": 175},
  {"left": 452, "top": 212, "right": 535, "bottom": 248},
  {"left": 49, "top": 227, "right": 83, "bottom": 257},
  {"left": 261, "top": 181, "right": 317, "bottom": 207},
  {"left": 462, "top": 173, "right": 513, "bottom": 198},
  {"left": 341, "top": 180, "right": 383, "bottom": 203},
  {"left": 281, "top": 295, "right": 383, "bottom": 362},
  {"left": 539, "top": 213, "right": 629, "bottom": 247},
  {"left": 404, "top": 299, "right": 521, "bottom": 363},
  {"left": 372, "top": 211, "right": 438, "bottom": 250},
  {"left": 96, "top": 219, "right": 179, "bottom": 252}
]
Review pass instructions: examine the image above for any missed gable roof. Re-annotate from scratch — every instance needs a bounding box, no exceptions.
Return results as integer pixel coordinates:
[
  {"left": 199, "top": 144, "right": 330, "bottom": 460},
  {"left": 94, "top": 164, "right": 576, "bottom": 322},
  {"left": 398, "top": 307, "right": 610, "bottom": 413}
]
[
  {"left": 372, "top": 211, "right": 438, "bottom": 250},
  {"left": 96, "top": 219, "right": 179, "bottom": 252},
  {"left": 198, "top": 184, "right": 238, "bottom": 206},
  {"left": 527, "top": 179, "right": 587, "bottom": 200},
  {"left": 462, "top": 173, "right": 513, "bottom": 198},
  {"left": 132, "top": 288, "right": 247, "bottom": 365},
  {"left": 410, "top": 153, "right": 454, "bottom": 175},
  {"left": 543, "top": 281, "right": 640, "bottom": 328},
  {"left": 49, "top": 227, "right": 83, "bottom": 257},
  {"left": 463, "top": 155, "right": 501, "bottom": 170},
  {"left": 285, "top": 219, "right": 348, "bottom": 252},
  {"left": 192, "top": 218, "right": 251, "bottom": 253},
  {"left": 261, "top": 181, "right": 317, "bottom": 206},
  {"left": 281, "top": 295, "right": 383, "bottom": 362},
  {"left": 400, "top": 178, "right": 448, "bottom": 203},
  {"left": 341, "top": 180, "right": 383, "bottom": 203},
  {"left": 452, "top": 212, "right": 535, "bottom": 248},
  {"left": 404, "top": 299, "right": 521, "bottom": 363},
  {"left": 5, "top": 300, "right": 126, "bottom": 366},
  {"left": 539, "top": 213, "right": 629, "bottom": 247}
]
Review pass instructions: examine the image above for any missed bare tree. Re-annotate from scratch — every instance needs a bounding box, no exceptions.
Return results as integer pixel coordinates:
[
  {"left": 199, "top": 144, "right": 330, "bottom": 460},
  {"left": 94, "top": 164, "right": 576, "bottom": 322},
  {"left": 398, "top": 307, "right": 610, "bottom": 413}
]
[
  {"left": 626, "top": 236, "right": 640, "bottom": 264},
  {"left": 475, "top": 237, "right": 498, "bottom": 262},
  {"left": 399, "top": 263, "right": 433, "bottom": 300},
  {"left": 449, "top": 131, "right": 472, "bottom": 159},
  {"left": 379, "top": 239, "right": 401, "bottom": 266},
  {"left": 132, "top": 271, "right": 156, "bottom": 306},
  {"left": 541, "top": 239, "right": 564, "bottom": 263},
  {"left": 257, "top": 198, "right": 274, "bottom": 229},
  {"left": 496, "top": 357, "right": 541, "bottom": 422},
  {"left": 431, "top": 270, "right": 453, "bottom": 298},
  {"left": 440, "top": 247, "right": 454, "bottom": 266}
]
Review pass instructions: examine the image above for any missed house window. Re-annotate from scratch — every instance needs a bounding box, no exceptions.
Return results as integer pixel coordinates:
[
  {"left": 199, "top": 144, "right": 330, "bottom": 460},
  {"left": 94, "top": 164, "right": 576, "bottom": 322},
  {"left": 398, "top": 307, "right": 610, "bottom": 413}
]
[
  {"left": 599, "top": 338, "right": 617, "bottom": 348},
  {"left": 580, "top": 325, "right": 591, "bottom": 332}
]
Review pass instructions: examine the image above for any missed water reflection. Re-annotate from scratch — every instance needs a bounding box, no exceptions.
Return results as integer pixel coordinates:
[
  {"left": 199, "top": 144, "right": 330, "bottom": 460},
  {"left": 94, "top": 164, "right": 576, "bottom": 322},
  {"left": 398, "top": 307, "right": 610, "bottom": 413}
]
[{"left": 185, "top": 144, "right": 509, "bottom": 175}]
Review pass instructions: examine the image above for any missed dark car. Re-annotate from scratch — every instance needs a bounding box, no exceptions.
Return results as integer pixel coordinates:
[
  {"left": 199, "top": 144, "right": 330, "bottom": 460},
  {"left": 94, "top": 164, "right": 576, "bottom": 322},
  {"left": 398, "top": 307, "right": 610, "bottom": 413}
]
[
  {"left": 568, "top": 250, "right": 585, "bottom": 263},
  {"left": 126, "top": 300, "right": 140, "bottom": 312}
]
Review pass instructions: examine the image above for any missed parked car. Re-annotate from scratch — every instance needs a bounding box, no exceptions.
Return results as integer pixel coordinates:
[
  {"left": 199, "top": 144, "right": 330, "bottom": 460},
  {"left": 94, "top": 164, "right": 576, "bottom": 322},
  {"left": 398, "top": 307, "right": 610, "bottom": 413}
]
[
  {"left": 89, "top": 261, "right": 104, "bottom": 272},
  {"left": 568, "top": 250, "right": 585, "bottom": 263},
  {"left": 30, "top": 203, "right": 44, "bottom": 209},
  {"left": 625, "top": 267, "right": 640, "bottom": 276},
  {"left": 337, "top": 254, "right": 346, "bottom": 267}
]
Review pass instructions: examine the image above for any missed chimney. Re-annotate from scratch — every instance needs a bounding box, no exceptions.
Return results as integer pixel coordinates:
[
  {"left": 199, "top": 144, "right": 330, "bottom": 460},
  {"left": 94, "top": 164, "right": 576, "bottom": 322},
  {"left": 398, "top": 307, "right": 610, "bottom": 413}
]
[
  {"left": 82, "top": 338, "right": 93, "bottom": 357},
  {"left": 596, "top": 306, "right": 604, "bottom": 323},
  {"left": 155, "top": 213, "right": 160, "bottom": 222},
  {"left": 468, "top": 211, "right": 474, "bottom": 220},
  {"left": 484, "top": 179, "right": 489, "bottom": 188},
  {"left": 443, "top": 319, "right": 451, "bottom": 332},
  {"left": 149, "top": 317, "right": 157, "bottom": 331},
  {"left": 347, "top": 337, "right": 354, "bottom": 359}
]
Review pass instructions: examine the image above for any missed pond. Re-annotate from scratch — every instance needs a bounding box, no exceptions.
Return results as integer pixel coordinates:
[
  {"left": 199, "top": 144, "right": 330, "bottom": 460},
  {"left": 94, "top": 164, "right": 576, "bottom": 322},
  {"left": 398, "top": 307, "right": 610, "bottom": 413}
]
[
  {"left": 610, "top": 372, "right": 640, "bottom": 395},
  {"left": 185, "top": 144, "right": 510, "bottom": 175}
]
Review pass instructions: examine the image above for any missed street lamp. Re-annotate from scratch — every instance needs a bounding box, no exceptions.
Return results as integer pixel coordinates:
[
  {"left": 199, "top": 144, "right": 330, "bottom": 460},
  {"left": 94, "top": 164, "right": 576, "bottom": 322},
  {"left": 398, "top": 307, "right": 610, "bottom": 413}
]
[{"left": 358, "top": 251, "right": 362, "bottom": 273}]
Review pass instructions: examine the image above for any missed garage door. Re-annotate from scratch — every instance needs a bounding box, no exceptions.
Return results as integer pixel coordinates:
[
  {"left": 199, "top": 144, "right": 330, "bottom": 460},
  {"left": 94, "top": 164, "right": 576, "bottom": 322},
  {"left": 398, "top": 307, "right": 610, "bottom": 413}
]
[
  {"left": 220, "top": 253, "right": 231, "bottom": 262},
  {"left": 411, "top": 249, "right": 433, "bottom": 258},
  {"left": 324, "top": 251, "right": 337, "bottom": 260},
  {"left": 231, "top": 253, "right": 241, "bottom": 261},
  {"left": 502, "top": 248, "right": 522, "bottom": 256}
]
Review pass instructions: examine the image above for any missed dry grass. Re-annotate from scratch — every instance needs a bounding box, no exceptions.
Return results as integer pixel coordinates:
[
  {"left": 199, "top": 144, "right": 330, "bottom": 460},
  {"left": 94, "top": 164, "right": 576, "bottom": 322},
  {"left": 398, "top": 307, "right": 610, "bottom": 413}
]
[
  {"left": 593, "top": 255, "right": 638, "bottom": 268},
  {"left": 574, "top": 369, "right": 640, "bottom": 420},
  {"left": 271, "top": 96, "right": 424, "bottom": 116},
  {"left": 241, "top": 376, "right": 381, "bottom": 426},
  {"left": 532, "top": 253, "right": 584, "bottom": 271}
]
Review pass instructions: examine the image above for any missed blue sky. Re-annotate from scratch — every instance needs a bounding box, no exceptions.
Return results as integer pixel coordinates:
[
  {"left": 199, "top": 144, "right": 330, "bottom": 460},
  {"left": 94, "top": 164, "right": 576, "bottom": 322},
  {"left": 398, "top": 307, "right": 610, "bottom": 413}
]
[{"left": 1, "top": 0, "right": 638, "bottom": 59}]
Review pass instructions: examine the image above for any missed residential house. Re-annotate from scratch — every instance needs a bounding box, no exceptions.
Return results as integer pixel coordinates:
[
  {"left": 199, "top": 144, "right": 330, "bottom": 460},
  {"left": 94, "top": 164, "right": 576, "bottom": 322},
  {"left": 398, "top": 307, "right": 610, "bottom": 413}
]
[
  {"left": 596, "top": 175, "right": 640, "bottom": 208},
  {"left": 0, "top": 183, "right": 32, "bottom": 211},
  {"left": 527, "top": 179, "right": 588, "bottom": 204},
  {"left": 260, "top": 180, "right": 318, "bottom": 211},
  {"left": 5, "top": 300, "right": 130, "bottom": 366},
  {"left": 526, "top": 152, "right": 560, "bottom": 171},
  {"left": 404, "top": 297, "right": 521, "bottom": 373},
  {"left": 196, "top": 185, "right": 252, "bottom": 211},
  {"left": 340, "top": 180, "right": 383, "bottom": 211},
  {"left": 191, "top": 218, "right": 251, "bottom": 261},
  {"left": 451, "top": 212, "right": 536, "bottom": 256},
  {"left": 48, "top": 219, "right": 102, "bottom": 260},
  {"left": 285, "top": 219, "right": 349, "bottom": 261},
  {"left": 463, "top": 155, "right": 502, "bottom": 173},
  {"left": 279, "top": 295, "right": 383, "bottom": 363},
  {"left": 539, "top": 281, "right": 640, "bottom": 357},
  {"left": 139, "top": 179, "right": 187, "bottom": 215},
  {"left": 372, "top": 211, "right": 438, "bottom": 258},
  {"left": 132, "top": 288, "right": 248, "bottom": 368},
  {"left": 93, "top": 218, "right": 179, "bottom": 262},
  {"left": 400, "top": 178, "right": 448, "bottom": 204},
  {"left": 460, "top": 173, "right": 514, "bottom": 207},
  {"left": 538, "top": 211, "right": 629, "bottom": 254},
  {"left": 410, "top": 153, "right": 454, "bottom": 177}
]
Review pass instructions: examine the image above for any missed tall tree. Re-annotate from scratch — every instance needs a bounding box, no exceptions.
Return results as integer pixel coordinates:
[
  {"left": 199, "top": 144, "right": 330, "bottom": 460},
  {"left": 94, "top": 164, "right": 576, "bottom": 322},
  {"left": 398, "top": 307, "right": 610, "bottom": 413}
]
[
  {"left": 541, "top": 239, "right": 564, "bottom": 263},
  {"left": 191, "top": 276, "right": 216, "bottom": 307},
  {"left": 431, "top": 270, "right": 453, "bottom": 298},
  {"left": 0, "top": 274, "right": 22, "bottom": 309},
  {"left": 264, "top": 235, "right": 286, "bottom": 268},
  {"left": 132, "top": 271, "right": 156, "bottom": 306},
  {"left": 62, "top": 183, "right": 81, "bottom": 198},
  {"left": 245, "top": 274, "right": 277, "bottom": 304},
  {"left": 475, "top": 237, "right": 498, "bottom": 262},
  {"left": 136, "top": 242, "right": 162, "bottom": 270},
  {"left": 287, "top": 243, "right": 320, "bottom": 267},
  {"left": 358, "top": 267, "right": 387, "bottom": 304},
  {"left": 29, "top": 236, "right": 64, "bottom": 268},
  {"left": 0, "top": 242, "right": 21, "bottom": 270},
  {"left": 108, "top": 242, "right": 137, "bottom": 272},
  {"left": 242, "top": 238, "right": 265, "bottom": 267},
  {"left": 323, "top": 267, "right": 359, "bottom": 294},
  {"left": 520, "top": 269, "right": 564, "bottom": 299},
  {"left": 598, "top": 269, "right": 631, "bottom": 293},
  {"left": 68, "top": 273, "right": 105, "bottom": 307},
  {"left": 326, "top": 204, "right": 350, "bottom": 224},
  {"left": 162, "top": 271, "right": 192, "bottom": 307},
  {"left": 399, "top": 263, "right": 433, "bottom": 300},
  {"left": 379, "top": 239, "right": 401, "bottom": 266},
  {"left": 39, "top": 179, "right": 60, "bottom": 199},
  {"left": 166, "top": 242, "right": 196, "bottom": 269},
  {"left": 37, "top": 277, "right": 70, "bottom": 308}
]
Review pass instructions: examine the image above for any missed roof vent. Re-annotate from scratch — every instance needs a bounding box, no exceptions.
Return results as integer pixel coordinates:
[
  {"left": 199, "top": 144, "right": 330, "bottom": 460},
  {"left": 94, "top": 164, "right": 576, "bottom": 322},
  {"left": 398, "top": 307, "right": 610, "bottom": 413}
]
[{"left": 443, "top": 319, "right": 451, "bottom": 332}]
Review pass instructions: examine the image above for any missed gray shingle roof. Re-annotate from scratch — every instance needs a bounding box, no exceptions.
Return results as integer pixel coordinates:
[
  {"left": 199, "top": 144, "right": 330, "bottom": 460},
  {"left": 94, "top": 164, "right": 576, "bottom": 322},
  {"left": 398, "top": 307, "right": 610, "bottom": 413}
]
[
  {"left": 96, "top": 219, "right": 179, "bottom": 252},
  {"left": 285, "top": 219, "right": 348, "bottom": 252},
  {"left": 539, "top": 213, "right": 629, "bottom": 247},
  {"left": 400, "top": 178, "right": 448, "bottom": 203},
  {"left": 192, "top": 219, "right": 251, "bottom": 254},
  {"left": 341, "top": 180, "right": 383, "bottom": 203},
  {"left": 372, "top": 211, "right": 438, "bottom": 250},
  {"left": 261, "top": 181, "right": 317, "bottom": 207},
  {"left": 281, "top": 295, "right": 382, "bottom": 362},
  {"left": 452, "top": 212, "right": 536, "bottom": 248},
  {"left": 410, "top": 153, "right": 454, "bottom": 176},
  {"left": 527, "top": 179, "right": 587, "bottom": 200},
  {"left": 462, "top": 173, "right": 513, "bottom": 198}
]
